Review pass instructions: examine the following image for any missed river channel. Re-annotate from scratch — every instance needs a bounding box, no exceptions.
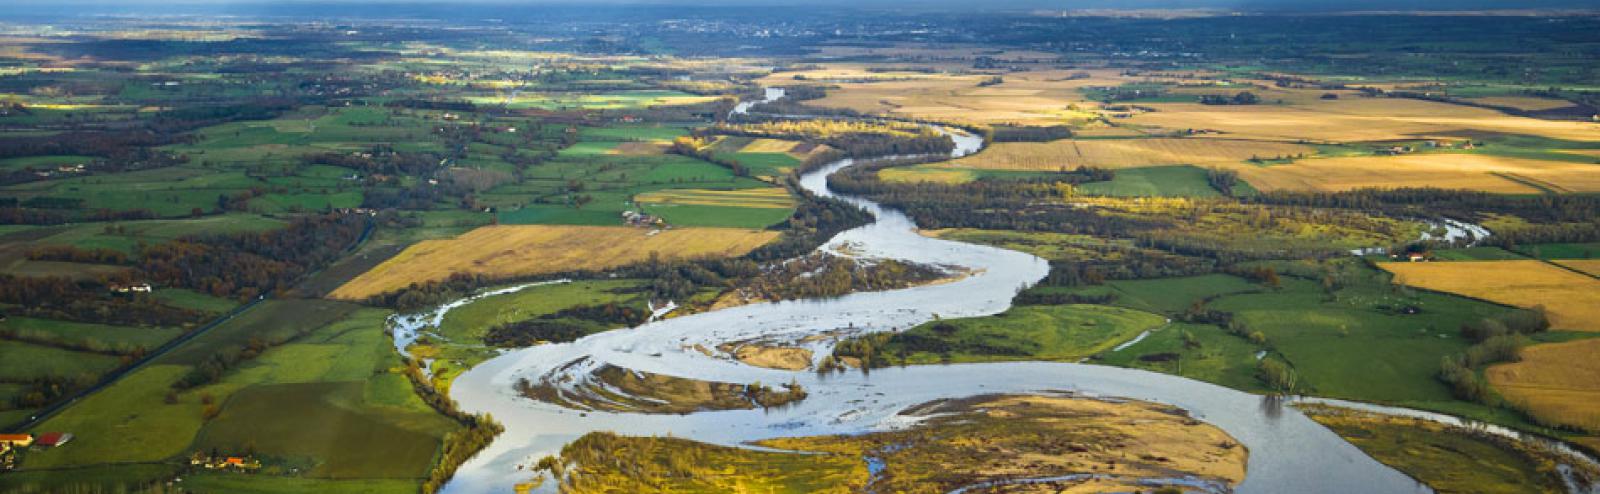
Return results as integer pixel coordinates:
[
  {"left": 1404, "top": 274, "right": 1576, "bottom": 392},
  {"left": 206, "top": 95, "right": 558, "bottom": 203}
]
[{"left": 428, "top": 88, "right": 1589, "bottom": 494}]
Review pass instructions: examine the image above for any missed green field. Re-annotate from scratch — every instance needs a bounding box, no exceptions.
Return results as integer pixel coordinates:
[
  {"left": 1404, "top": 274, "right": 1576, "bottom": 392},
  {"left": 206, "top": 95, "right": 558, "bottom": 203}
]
[
  {"left": 0, "top": 340, "right": 123, "bottom": 382},
  {"left": 1076, "top": 165, "right": 1237, "bottom": 197},
  {"left": 0, "top": 316, "right": 184, "bottom": 350},
  {"left": 17, "top": 213, "right": 284, "bottom": 255},
  {"left": 1430, "top": 247, "right": 1528, "bottom": 261},
  {"left": 487, "top": 142, "right": 791, "bottom": 228},
  {"left": 1053, "top": 274, "right": 1263, "bottom": 315},
  {"left": 854, "top": 304, "right": 1166, "bottom": 365},
  {"left": 1515, "top": 242, "right": 1600, "bottom": 260},
  {"left": 151, "top": 289, "right": 241, "bottom": 314},
  {"left": 436, "top": 279, "right": 650, "bottom": 343},
  {"left": 6, "top": 304, "right": 455, "bottom": 492},
  {"left": 1207, "top": 274, "right": 1506, "bottom": 403},
  {"left": 579, "top": 125, "right": 688, "bottom": 141},
  {"left": 638, "top": 201, "right": 794, "bottom": 228},
  {"left": 1099, "top": 322, "right": 1269, "bottom": 392},
  {"left": 179, "top": 473, "right": 423, "bottom": 494}
]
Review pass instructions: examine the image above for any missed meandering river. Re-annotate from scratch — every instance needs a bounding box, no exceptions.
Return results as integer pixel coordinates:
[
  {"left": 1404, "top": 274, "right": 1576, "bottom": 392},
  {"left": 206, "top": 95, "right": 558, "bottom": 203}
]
[{"left": 428, "top": 89, "right": 1590, "bottom": 494}]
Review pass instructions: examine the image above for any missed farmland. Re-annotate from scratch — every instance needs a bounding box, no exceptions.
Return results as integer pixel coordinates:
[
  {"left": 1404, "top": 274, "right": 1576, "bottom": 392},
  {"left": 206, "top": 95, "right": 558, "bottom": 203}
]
[
  {"left": 1, "top": 303, "right": 461, "bottom": 492},
  {"left": 1486, "top": 338, "right": 1600, "bottom": 435},
  {"left": 1233, "top": 153, "right": 1600, "bottom": 194},
  {"left": 2, "top": 8, "right": 1600, "bottom": 494},
  {"left": 634, "top": 187, "right": 796, "bottom": 227},
  {"left": 329, "top": 225, "right": 780, "bottom": 300},
  {"left": 1379, "top": 260, "right": 1600, "bottom": 331},
  {"left": 944, "top": 138, "right": 1315, "bottom": 171}
]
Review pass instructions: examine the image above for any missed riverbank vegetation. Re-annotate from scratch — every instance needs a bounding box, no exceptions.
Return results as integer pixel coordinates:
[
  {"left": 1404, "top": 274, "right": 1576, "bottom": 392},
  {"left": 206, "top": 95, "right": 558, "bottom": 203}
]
[
  {"left": 515, "top": 364, "right": 808, "bottom": 413},
  {"left": 538, "top": 394, "right": 1245, "bottom": 493},
  {"left": 1302, "top": 405, "right": 1593, "bottom": 494},
  {"left": 830, "top": 304, "right": 1164, "bottom": 368}
]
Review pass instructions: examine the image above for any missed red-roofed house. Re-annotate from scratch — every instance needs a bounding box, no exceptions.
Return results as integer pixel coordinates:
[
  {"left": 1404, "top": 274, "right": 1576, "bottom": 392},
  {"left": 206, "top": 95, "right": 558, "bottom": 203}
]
[{"left": 35, "top": 432, "right": 72, "bottom": 448}]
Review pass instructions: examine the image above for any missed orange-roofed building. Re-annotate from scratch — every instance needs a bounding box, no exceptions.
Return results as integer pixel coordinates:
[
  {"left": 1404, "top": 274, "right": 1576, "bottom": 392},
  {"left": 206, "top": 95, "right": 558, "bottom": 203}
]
[{"left": 0, "top": 434, "right": 32, "bottom": 448}]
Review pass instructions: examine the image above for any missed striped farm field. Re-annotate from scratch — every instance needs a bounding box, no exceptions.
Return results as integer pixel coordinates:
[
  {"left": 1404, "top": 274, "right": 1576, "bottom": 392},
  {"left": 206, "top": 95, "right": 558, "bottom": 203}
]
[
  {"left": 1234, "top": 153, "right": 1600, "bottom": 194},
  {"left": 1554, "top": 259, "right": 1600, "bottom": 277},
  {"left": 634, "top": 188, "right": 796, "bottom": 209},
  {"left": 1378, "top": 260, "right": 1600, "bottom": 331},
  {"left": 1486, "top": 338, "right": 1600, "bottom": 433},
  {"left": 329, "top": 225, "right": 779, "bottom": 300},
  {"left": 946, "top": 138, "right": 1314, "bottom": 171}
]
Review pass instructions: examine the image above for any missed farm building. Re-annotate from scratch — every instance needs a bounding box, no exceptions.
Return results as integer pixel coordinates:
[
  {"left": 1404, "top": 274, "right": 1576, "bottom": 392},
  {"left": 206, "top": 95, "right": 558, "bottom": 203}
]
[
  {"left": 0, "top": 434, "right": 32, "bottom": 448},
  {"left": 34, "top": 432, "right": 72, "bottom": 448},
  {"left": 111, "top": 283, "right": 153, "bottom": 294}
]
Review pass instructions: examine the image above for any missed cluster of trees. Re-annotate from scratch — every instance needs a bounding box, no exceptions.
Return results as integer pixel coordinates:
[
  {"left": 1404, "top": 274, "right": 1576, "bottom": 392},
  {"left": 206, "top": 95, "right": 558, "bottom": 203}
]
[
  {"left": 140, "top": 213, "right": 366, "bottom": 300},
  {"left": 1437, "top": 309, "right": 1549, "bottom": 404},
  {"left": 1198, "top": 91, "right": 1260, "bottom": 105},
  {"left": 1250, "top": 187, "right": 1599, "bottom": 225},
  {"left": 404, "top": 359, "right": 504, "bottom": 494},
  {"left": 385, "top": 98, "right": 476, "bottom": 112},
  {"left": 0, "top": 275, "right": 204, "bottom": 327},
  {"left": 483, "top": 302, "right": 648, "bottom": 347},
  {"left": 0, "top": 205, "right": 67, "bottom": 225},
  {"left": 830, "top": 323, "right": 1036, "bottom": 370},
  {"left": 732, "top": 254, "right": 948, "bottom": 303},
  {"left": 743, "top": 380, "right": 808, "bottom": 408},
  {"left": 1012, "top": 290, "right": 1117, "bottom": 306},
  {"left": 172, "top": 337, "right": 273, "bottom": 389},
  {"left": 483, "top": 319, "right": 591, "bottom": 347},
  {"left": 26, "top": 245, "right": 130, "bottom": 265},
  {"left": 1039, "top": 249, "right": 1217, "bottom": 288},
  {"left": 0, "top": 326, "right": 149, "bottom": 357},
  {"left": 4, "top": 373, "right": 99, "bottom": 410},
  {"left": 669, "top": 136, "right": 752, "bottom": 177},
  {"left": 1206, "top": 168, "right": 1241, "bottom": 197},
  {"left": 986, "top": 124, "right": 1072, "bottom": 143},
  {"left": 1258, "top": 358, "right": 1297, "bottom": 393}
]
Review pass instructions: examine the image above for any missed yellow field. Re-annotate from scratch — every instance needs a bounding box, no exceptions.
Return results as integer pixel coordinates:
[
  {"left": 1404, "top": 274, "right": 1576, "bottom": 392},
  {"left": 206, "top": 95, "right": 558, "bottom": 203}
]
[
  {"left": 634, "top": 188, "right": 796, "bottom": 209},
  {"left": 739, "top": 138, "right": 803, "bottom": 153},
  {"left": 759, "top": 67, "right": 1121, "bottom": 125},
  {"left": 1486, "top": 338, "right": 1600, "bottom": 432},
  {"left": 760, "top": 65, "right": 1600, "bottom": 141},
  {"left": 946, "top": 138, "right": 1315, "bottom": 171},
  {"left": 1231, "top": 153, "right": 1600, "bottom": 194},
  {"left": 1128, "top": 98, "right": 1600, "bottom": 143},
  {"left": 1554, "top": 260, "right": 1600, "bottom": 277},
  {"left": 328, "top": 225, "right": 779, "bottom": 299},
  {"left": 877, "top": 166, "right": 976, "bottom": 184},
  {"left": 1378, "top": 260, "right": 1600, "bottom": 331}
]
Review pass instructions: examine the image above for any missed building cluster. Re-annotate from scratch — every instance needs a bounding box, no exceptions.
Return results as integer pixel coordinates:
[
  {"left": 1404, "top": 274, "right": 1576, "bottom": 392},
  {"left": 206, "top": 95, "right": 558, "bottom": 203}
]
[
  {"left": 621, "top": 210, "right": 665, "bottom": 227},
  {"left": 110, "top": 282, "right": 154, "bottom": 294},
  {"left": 1, "top": 432, "right": 75, "bottom": 471},
  {"left": 190, "top": 451, "right": 262, "bottom": 471}
]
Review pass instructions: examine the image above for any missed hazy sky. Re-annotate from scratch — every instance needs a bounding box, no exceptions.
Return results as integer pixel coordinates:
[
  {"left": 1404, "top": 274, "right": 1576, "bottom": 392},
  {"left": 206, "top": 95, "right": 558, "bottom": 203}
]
[{"left": 4, "top": 0, "right": 1597, "bottom": 11}]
